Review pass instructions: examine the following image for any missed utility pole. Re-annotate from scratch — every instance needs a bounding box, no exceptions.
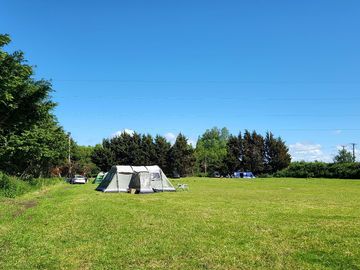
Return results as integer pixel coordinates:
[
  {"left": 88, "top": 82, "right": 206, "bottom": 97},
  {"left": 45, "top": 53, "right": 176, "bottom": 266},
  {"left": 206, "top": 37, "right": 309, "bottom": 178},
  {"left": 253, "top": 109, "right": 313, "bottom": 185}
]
[
  {"left": 68, "top": 132, "right": 71, "bottom": 177},
  {"left": 350, "top": 143, "right": 357, "bottom": 162}
]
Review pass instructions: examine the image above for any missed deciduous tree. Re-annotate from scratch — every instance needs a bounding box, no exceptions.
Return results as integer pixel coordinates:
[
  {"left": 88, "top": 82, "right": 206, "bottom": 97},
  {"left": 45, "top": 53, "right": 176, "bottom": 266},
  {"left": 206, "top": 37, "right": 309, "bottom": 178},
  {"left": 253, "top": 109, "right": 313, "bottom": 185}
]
[
  {"left": 334, "top": 149, "right": 354, "bottom": 163},
  {"left": 0, "top": 34, "right": 68, "bottom": 177}
]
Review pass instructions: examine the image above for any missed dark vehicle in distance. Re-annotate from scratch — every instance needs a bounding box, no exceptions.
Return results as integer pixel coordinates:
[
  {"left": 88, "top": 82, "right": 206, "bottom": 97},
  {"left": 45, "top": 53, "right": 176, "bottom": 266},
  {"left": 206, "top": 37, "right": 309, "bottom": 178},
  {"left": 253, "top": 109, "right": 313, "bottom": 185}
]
[{"left": 233, "top": 171, "right": 255, "bottom": 179}]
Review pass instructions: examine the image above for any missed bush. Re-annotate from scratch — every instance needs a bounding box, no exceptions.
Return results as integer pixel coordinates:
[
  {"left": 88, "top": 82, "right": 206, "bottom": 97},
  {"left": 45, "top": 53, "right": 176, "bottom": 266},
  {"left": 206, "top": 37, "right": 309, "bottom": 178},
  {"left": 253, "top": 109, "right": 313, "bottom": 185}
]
[
  {"left": 0, "top": 172, "right": 63, "bottom": 198},
  {"left": 0, "top": 172, "right": 31, "bottom": 198},
  {"left": 194, "top": 172, "right": 209, "bottom": 177},
  {"left": 256, "top": 173, "right": 271, "bottom": 178},
  {"left": 28, "top": 177, "right": 63, "bottom": 188},
  {"left": 275, "top": 162, "right": 360, "bottom": 179}
]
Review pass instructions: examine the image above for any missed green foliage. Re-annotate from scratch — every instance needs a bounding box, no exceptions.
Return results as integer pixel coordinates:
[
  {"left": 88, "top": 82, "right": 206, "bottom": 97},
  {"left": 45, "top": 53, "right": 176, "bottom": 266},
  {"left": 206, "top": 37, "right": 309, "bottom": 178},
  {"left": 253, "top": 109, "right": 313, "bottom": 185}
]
[
  {"left": 195, "top": 127, "right": 229, "bottom": 175},
  {"left": 91, "top": 144, "right": 114, "bottom": 172},
  {"left": 153, "top": 135, "right": 171, "bottom": 174},
  {"left": 93, "top": 132, "right": 147, "bottom": 166},
  {"left": 91, "top": 132, "right": 195, "bottom": 176},
  {"left": 0, "top": 34, "right": 55, "bottom": 136},
  {"left": 71, "top": 144, "right": 99, "bottom": 176},
  {"left": 0, "top": 172, "right": 31, "bottom": 198},
  {"left": 140, "top": 134, "right": 157, "bottom": 164},
  {"left": 223, "top": 133, "right": 242, "bottom": 173},
  {"left": 242, "top": 130, "right": 265, "bottom": 174},
  {"left": 264, "top": 131, "right": 291, "bottom": 173},
  {"left": 275, "top": 161, "right": 360, "bottom": 179},
  {"left": 0, "top": 171, "right": 62, "bottom": 198},
  {"left": 0, "top": 120, "right": 68, "bottom": 177},
  {"left": 92, "top": 128, "right": 290, "bottom": 177},
  {"left": 334, "top": 148, "right": 354, "bottom": 163},
  {"left": 223, "top": 130, "right": 291, "bottom": 175},
  {"left": 0, "top": 34, "right": 68, "bottom": 177},
  {"left": 168, "top": 133, "right": 196, "bottom": 176}
]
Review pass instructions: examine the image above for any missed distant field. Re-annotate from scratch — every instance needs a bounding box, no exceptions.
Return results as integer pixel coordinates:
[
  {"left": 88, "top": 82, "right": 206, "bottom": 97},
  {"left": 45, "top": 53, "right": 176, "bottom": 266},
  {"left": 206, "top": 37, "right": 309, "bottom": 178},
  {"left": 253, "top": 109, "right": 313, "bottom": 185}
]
[{"left": 0, "top": 178, "right": 360, "bottom": 269}]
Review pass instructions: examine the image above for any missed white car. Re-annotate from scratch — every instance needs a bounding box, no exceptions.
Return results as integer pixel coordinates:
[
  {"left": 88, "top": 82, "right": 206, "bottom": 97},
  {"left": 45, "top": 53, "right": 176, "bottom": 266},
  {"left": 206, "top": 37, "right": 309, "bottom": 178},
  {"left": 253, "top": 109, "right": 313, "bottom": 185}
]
[{"left": 70, "top": 175, "right": 87, "bottom": 184}]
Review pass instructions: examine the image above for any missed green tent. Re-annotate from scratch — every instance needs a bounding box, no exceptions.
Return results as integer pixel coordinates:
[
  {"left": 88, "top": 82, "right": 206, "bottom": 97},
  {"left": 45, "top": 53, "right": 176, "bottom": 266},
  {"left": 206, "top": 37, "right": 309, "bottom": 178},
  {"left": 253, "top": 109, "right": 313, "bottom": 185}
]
[{"left": 93, "top": 172, "right": 105, "bottom": 184}]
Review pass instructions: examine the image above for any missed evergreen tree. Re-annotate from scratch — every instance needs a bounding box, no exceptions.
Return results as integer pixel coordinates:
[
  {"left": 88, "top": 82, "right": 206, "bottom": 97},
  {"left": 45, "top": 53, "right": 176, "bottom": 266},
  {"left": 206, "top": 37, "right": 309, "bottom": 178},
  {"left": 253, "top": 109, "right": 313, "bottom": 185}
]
[
  {"left": 223, "top": 133, "right": 242, "bottom": 174},
  {"left": 92, "top": 132, "right": 172, "bottom": 170},
  {"left": 242, "top": 130, "right": 264, "bottom": 174},
  {"left": 264, "top": 132, "right": 291, "bottom": 173},
  {"left": 252, "top": 131, "right": 265, "bottom": 173},
  {"left": 131, "top": 133, "right": 145, "bottom": 165},
  {"left": 140, "top": 134, "right": 156, "bottom": 165},
  {"left": 169, "top": 134, "right": 195, "bottom": 176},
  {"left": 109, "top": 133, "right": 132, "bottom": 165},
  {"left": 154, "top": 135, "right": 171, "bottom": 173},
  {"left": 91, "top": 143, "right": 114, "bottom": 172}
]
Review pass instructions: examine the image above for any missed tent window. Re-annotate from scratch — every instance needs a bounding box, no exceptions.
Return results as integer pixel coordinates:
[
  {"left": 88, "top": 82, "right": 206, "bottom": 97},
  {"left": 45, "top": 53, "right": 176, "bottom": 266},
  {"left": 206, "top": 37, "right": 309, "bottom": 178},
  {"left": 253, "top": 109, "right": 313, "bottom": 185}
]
[{"left": 150, "top": 173, "right": 161, "bottom": 181}]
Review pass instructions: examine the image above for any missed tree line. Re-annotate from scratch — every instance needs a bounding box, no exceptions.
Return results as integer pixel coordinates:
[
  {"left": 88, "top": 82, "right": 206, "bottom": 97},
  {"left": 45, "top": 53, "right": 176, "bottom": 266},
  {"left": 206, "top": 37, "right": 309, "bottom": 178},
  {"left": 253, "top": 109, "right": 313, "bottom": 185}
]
[
  {"left": 91, "top": 127, "right": 291, "bottom": 177},
  {"left": 197, "top": 127, "right": 291, "bottom": 176},
  {"left": 91, "top": 133, "right": 195, "bottom": 176}
]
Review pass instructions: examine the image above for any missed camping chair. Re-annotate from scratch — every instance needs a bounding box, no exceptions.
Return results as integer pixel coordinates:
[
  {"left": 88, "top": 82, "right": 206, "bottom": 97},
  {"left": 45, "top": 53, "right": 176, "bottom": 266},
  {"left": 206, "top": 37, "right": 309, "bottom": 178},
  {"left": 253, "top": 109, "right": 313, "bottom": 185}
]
[{"left": 177, "top": 183, "right": 189, "bottom": 191}]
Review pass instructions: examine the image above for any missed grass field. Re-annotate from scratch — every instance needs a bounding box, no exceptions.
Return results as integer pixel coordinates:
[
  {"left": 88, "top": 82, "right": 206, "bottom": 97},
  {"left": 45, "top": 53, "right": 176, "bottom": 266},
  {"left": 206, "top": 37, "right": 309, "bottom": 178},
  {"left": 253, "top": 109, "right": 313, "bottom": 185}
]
[{"left": 1, "top": 177, "right": 360, "bottom": 270}]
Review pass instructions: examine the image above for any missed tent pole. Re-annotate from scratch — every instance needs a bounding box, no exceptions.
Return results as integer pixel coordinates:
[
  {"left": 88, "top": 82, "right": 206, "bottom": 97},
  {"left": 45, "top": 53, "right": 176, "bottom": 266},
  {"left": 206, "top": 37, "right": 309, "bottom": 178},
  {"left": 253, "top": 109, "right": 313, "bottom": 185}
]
[{"left": 116, "top": 170, "right": 119, "bottom": 192}]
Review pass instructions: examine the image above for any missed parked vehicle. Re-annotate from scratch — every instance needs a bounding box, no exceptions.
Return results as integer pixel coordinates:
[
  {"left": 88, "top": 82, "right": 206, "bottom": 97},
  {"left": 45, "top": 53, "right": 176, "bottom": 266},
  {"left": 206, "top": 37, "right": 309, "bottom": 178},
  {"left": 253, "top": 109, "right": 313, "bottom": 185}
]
[
  {"left": 213, "top": 171, "right": 221, "bottom": 178},
  {"left": 233, "top": 171, "right": 255, "bottom": 179},
  {"left": 70, "top": 175, "right": 87, "bottom": 184}
]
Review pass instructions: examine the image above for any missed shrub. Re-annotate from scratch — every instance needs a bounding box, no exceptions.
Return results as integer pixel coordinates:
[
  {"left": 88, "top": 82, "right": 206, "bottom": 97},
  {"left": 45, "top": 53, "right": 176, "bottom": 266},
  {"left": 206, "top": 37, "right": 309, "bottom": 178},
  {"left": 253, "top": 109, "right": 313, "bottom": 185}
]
[
  {"left": 0, "top": 172, "right": 31, "bottom": 198},
  {"left": 28, "top": 177, "right": 62, "bottom": 188},
  {"left": 0, "top": 172, "right": 63, "bottom": 198},
  {"left": 275, "top": 162, "right": 360, "bottom": 179},
  {"left": 256, "top": 173, "right": 271, "bottom": 178}
]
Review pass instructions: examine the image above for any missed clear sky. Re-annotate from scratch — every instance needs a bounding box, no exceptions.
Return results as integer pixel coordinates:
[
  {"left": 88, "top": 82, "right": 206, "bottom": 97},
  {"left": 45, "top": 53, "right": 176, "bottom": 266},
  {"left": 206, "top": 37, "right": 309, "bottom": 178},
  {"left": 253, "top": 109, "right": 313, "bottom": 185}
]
[{"left": 2, "top": 0, "right": 360, "bottom": 161}]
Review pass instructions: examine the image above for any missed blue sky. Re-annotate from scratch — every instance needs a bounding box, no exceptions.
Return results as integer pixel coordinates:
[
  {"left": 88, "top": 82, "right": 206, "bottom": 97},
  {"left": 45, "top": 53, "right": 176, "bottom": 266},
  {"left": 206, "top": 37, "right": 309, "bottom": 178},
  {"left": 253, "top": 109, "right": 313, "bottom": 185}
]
[{"left": 2, "top": 0, "right": 360, "bottom": 161}]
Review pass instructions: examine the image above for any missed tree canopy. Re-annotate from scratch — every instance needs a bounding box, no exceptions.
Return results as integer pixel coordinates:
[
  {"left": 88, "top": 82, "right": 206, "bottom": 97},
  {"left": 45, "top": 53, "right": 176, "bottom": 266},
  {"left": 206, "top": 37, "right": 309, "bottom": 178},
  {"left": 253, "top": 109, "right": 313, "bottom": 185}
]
[
  {"left": 195, "top": 127, "right": 229, "bottom": 175},
  {"left": 91, "top": 132, "right": 195, "bottom": 176},
  {"left": 169, "top": 134, "right": 196, "bottom": 176},
  {"left": 196, "top": 128, "right": 291, "bottom": 176},
  {"left": 334, "top": 149, "right": 354, "bottom": 163},
  {"left": 0, "top": 34, "right": 68, "bottom": 177}
]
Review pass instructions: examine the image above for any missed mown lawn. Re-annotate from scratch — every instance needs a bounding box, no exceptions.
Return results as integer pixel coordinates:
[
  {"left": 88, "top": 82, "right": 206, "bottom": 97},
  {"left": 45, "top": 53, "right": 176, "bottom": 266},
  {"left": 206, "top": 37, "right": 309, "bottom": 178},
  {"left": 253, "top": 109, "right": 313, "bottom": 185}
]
[{"left": 0, "top": 177, "right": 360, "bottom": 270}]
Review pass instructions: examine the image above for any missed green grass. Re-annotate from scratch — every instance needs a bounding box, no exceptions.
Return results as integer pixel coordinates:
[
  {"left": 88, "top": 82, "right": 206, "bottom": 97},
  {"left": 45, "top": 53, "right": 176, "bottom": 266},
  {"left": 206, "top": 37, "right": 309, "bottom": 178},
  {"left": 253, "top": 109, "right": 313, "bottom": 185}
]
[
  {"left": 0, "top": 172, "right": 63, "bottom": 198},
  {"left": 1, "top": 177, "right": 360, "bottom": 269}
]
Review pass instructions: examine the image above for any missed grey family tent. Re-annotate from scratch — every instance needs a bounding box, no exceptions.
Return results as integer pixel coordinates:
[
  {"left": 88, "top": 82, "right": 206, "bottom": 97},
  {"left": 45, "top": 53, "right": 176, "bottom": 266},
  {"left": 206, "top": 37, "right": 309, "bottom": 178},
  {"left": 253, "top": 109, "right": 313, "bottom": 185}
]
[{"left": 96, "top": 165, "right": 175, "bottom": 193}]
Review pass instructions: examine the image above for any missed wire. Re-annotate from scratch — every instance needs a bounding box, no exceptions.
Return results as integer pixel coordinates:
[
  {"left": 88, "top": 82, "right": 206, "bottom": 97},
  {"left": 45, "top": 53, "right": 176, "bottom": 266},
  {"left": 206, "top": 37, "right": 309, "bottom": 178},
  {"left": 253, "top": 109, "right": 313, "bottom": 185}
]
[
  {"left": 54, "top": 95, "right": 360, "bottom": 101},
  {"left": 51, "top": 79, "right": 360, "bottom": 84}
]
